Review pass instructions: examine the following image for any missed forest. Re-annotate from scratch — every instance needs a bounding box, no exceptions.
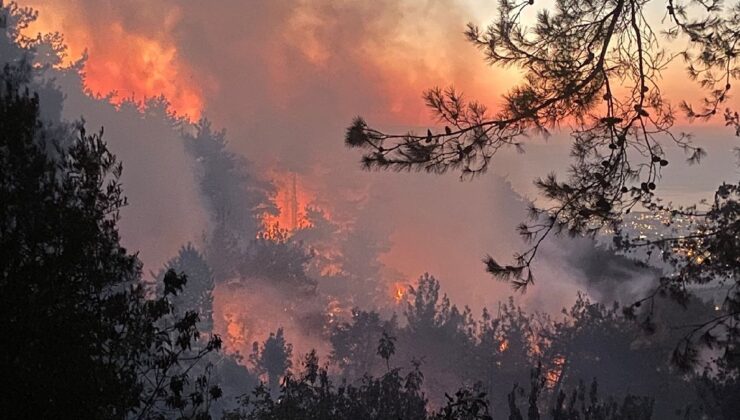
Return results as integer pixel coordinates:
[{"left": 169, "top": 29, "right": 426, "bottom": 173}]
[{"left": 0, "top": 1, "right": 738, "bottom": 419}]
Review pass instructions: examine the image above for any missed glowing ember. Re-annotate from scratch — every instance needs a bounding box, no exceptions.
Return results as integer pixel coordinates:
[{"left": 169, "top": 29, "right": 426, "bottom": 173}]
[{"left": 325, "top": 298, "right": 350, "bottom": 325}]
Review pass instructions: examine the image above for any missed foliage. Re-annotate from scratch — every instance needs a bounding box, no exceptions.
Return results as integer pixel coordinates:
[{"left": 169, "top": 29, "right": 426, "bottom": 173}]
[
  {"left": 182, "top": 119, "right": 275, "bottom": 282},
  {"left": 239, "top": 231, "right": 318, "bottom": 297},
  {"left": 345, "top": 0, "right": 740, "bottom": 369},
  {"left": 325, "top": 275, "right": 705, "bottom": 417},
  {"left": 156, "top": 243, "right": 216, "bottom": 334},
  {"left": 249, "top": 328, "right": 294, "bottom": 394},
  {"left": 508, "top": 366, "right": 654, "bottom": 420},
  {"left": 0, "top": 60, "right": 220, "bottom": 418},
  {"left": 226, "top": 341, "right": 493, "bottom": 420},
  {"left": 330, "top": 309, "right": 398, "bottom": 379}
]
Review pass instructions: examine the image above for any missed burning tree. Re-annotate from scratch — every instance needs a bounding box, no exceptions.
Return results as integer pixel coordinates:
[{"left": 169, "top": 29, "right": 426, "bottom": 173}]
[{"left": 345, "top": 0, "right": 739, "bottom": 370}]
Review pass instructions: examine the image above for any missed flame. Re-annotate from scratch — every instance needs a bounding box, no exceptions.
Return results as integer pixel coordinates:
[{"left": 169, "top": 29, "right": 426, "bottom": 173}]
[
  {"left": 498, "top": 339, "right": 509, "bottom": 353},
  {"left": 545, "top": 355, "right": 566, "bottom": 387},
  {"left": 260, "top": 171, "right": 314, "bottom": 237},
  {"left": 214, "top": 284, "right": 285, "bottom": 355},
  {"left": 81, "top": 28, "right": 203, "bottom": 119},
  {"left": 21, "top": 3, "right": 203, "bottom": 120},
  {"left": 224, "top": 311, "right": 248, "bottom": 349},
  {"left": 392, "top": 282, "right": 408, "bottom": 304}
]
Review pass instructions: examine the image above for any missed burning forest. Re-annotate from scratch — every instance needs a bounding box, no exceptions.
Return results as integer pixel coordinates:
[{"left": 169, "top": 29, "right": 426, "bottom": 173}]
[{"left": 1, "top": 1, "right": 740, "bottom": 419}]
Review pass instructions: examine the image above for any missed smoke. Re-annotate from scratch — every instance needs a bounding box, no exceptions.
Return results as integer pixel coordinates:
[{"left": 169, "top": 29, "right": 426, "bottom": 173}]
[
  {"left": 16, "top": 0, "right": 709, "bottom": 320},
  {"left": 55, "top": 72, "right": 209, "bottom": 271},
  {"left": 214, "top": 279, "right": 334, "bottom": 360}
]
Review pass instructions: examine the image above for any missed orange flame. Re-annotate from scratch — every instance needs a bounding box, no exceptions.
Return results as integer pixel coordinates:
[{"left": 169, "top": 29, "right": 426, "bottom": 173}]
[
  {"left": 22, "top": 4, "right": 202, "bottom": 120},
  {"left": 545, "top": 355, "right": 566, "bottom": 387},
  {"left": 392, "top": 282, "right": 408, "bottom": 304},
  {"left": 260, "top": 172, "right": 314, "bottom": 237}
]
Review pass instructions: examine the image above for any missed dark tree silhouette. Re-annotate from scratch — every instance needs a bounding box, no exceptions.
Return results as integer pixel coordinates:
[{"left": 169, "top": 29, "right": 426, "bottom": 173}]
[
  {"left": 249, "top": 328, "right": 294, "bottom": 396},
  {"left": 508, "top": 366, "right": 653, "bottom": 420},
  {"left": 345, "top": 0, "right": 739, "bottom": 369},
  {"left": 226, "top": 337, "right": 493, "bottom": 420},
  {"left": 325, "top": 274, "right": 713, "bottom": 417},
  {"left": 226, "top": 349, "right": 429, "bottom": 420},
  {"left": 240, "top": 230, "right": 318, "bottom": 298},
  {"left": 330, "top": 309, "right": 397, "bottom": 378},
  {"left": 156, "top": 243, "right": 216, "bottom": 334},
  {"left": 0, "top": 61, "right": 220, "bottom": 418}
]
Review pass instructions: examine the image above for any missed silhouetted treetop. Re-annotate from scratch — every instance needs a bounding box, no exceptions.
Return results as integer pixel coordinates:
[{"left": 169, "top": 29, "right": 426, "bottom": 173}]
[
  {"left": 345, "top": 0, "right": 739, "bottom": 369},
  {"left": 347, "top": 0, "right": 736, "bottom": 279},
  {"left": 0, "top": 55, "right": 221, "bottom": 418}
]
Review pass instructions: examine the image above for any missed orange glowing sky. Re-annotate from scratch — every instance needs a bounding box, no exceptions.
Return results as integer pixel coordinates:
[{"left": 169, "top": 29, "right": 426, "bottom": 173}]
[
  {"left": 19, "top": 0, "right": 515, "bottom": 124},
  {"left": 19, "top": 0, "right": 729, "bottom": 128}
]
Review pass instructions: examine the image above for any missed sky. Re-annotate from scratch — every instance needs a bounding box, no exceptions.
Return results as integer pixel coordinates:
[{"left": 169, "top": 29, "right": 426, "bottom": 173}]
[{"left": 17, "top": 0, "right": 740, "bottom": 312}]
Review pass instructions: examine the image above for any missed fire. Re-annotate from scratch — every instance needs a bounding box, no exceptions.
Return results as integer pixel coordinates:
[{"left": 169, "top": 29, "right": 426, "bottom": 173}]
[
  {"left": 325, "top": 297, "right": 351, "bottom": 325},
  {"left": 224, "top": 312, "right": 248, "bottom": 349},
  {"left": 545, "top": 355, "right": 566, "bottom": 387},
  {"left": 21, "top": 3, "right": 203, "bottom": 120},
  {"left": 81, "top": 28, "right": 203, "bottom": 120},
  {"left": 261, "top": 172, "right": 314, "bottom": 237},
  {"left": 214, "top": 284, "right": 283, "bottom": 355},
  {"left": 498, "top": 339, "right": 509, "bottom": 353},
  {"left": 392, "top": 282, "right": 408, "bottom": 304}
]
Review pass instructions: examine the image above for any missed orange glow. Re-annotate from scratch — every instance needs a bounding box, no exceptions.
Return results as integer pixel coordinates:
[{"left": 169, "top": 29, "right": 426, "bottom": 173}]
[
  {"left": 21, "top": 3, "right": 203, "bottom": 120},
  {"left": 224, "top": 313, "right": 248, "bottom": 349},
  {"left": 260, "top": 172, "right": 314, "bottom": 237},
  {"left": 325, "top": 297, "right": 351, "bottom": 325},
  {"left": 81, "top": 27, "right": 203, "bottom": 120},
  {"left": 545, "top": 355, "right": 566, "bottom": 387},
  {"left": 498, "top": 339, "right": 509, "bottom": 353},
  {"left": 214, "top": 284, "right": 282, "bottom": 355},
  {"left": 392, "top": 282, "right": 408, "bottom": 304},
  {"left": 213, "top": 282, "right": 332, "bottom": 363}
]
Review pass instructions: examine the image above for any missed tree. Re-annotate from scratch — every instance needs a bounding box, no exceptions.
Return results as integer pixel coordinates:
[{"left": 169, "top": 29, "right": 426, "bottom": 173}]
[
  {"left": 508, "top": 366, "right": 654, "bottom": 420},
  {"left": 249, "top": 328, "right": 294, "bottom": 395},
  {"left": 240, "top": 231, "right": 318, "bottom": 298},
  {"left": 228, "top": 349, "right": 429, "bottom": 420},
  {"left": 330, "top": 309, "right": 397, "bottom": 379},
  {"left": 156, "top": 243, "right": 216, "bottom": 334},
  {"left": 0, "top": 61, "right": 220, "bottom": 418},
  {"left": 401, "top": 274, "right": 480, "bottom": 400},
  {"left": 475, "top": 298, "right": 544, "bottom": 416},
  {"left": 227, "top": 337, "right": 493, "bottom": 420},
  {"left": 183, "top": 119, "right": 275, "bottom": 282},
  {"left": 345, "top": 0, "right": 739, "bottom": 368}
]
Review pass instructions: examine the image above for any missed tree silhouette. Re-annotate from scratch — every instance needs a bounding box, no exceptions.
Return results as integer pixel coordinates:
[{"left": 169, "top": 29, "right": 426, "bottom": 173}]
[
  {"left": 156, "top": 243, "right": 216, "bottom": 334},
  {"left": 330, "top": 309, "right": 397, "bottom": 379},
  {"left": 345, "top": 0, "right": 739, "bottom": 368},
  {"left": 227, "top": 336, "right": 495, "bottom": 420},
  {"left": 0, "top": 61, "right": 220, "bottom": 418},
  {"left": 508, "top": 366, "right": 654, "bottom": 420},
  {"left": 183, "top": 119, "right": 275, "bottom": 282},
  {"left": 249, "top": 328, "right": 294, "bottom": 396}
]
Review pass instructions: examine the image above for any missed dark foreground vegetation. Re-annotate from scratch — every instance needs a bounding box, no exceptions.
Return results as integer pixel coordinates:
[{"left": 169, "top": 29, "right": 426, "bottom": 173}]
[{"left": 1, "top": 0, "right": 739, "bottom": 419}]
